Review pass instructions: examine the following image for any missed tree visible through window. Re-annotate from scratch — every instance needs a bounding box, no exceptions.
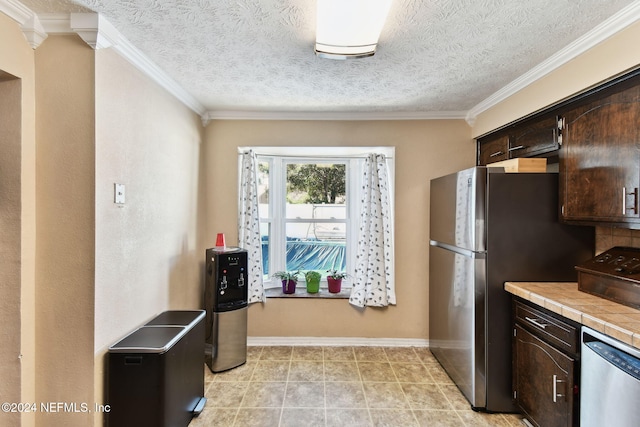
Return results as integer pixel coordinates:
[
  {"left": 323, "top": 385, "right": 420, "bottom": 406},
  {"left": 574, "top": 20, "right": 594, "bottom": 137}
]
[
  {"left": 287, "top": 164, "right": 346, "bottom": 204},
  {"left": 258, "top": 157, "right": 351, "bottom": 284}
]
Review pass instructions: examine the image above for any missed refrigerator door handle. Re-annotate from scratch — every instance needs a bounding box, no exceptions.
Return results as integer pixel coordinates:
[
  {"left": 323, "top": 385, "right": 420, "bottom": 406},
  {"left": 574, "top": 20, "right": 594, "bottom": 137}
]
[{"left": 429, "top": 240, "right": 485, "bottom": 258}]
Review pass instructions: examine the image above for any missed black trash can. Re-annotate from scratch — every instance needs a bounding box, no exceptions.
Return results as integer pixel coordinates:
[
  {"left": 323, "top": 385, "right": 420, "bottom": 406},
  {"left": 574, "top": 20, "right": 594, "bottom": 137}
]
[{"left": 107, "top": 310, "right": 206, "bottom": 427}]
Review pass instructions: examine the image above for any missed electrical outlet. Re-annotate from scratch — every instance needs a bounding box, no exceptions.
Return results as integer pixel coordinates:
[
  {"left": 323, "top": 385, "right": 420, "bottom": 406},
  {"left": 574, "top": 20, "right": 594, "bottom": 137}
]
[{"left": 114, "top": 183, "right": 125, "bottom": 204}]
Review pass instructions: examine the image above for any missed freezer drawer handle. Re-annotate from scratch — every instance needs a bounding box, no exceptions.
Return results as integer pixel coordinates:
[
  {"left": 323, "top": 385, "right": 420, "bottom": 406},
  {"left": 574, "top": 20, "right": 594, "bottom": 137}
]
[
  {"left": 553, "top": 375, "right": 565, "bottom": 402},
  {"left": 525, "top": 316, "right": 548, "bottom": 329}
]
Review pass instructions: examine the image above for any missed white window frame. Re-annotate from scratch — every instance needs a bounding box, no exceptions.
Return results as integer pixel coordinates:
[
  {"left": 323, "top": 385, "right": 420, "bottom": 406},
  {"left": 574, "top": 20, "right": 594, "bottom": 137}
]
[{"left": 239, "top": 146, "right": 395, "bottom": 290}]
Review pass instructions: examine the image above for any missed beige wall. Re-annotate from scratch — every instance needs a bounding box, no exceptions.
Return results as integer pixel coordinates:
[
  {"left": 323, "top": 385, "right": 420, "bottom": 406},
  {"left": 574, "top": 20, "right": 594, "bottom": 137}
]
[
  {"left": 472, "top": 20, "right": 640, "bottom": 137},
  {"left": 93, "top": 46, "right": 205, "bottom": 421},
  {"left": 0, "top": 67, "right": 24, "bottom": 427},
  {"left": 34, "top": 34, "right": 96, "bottom": 426},
  {"left": 205, "top": 119, "right": 474, "bottom": 340},
  {"left": 1, "top": 11, "right": 205, "bottom": 424},
  {"left": 0, "top": 13, "right": 37, "bottom": 427}
]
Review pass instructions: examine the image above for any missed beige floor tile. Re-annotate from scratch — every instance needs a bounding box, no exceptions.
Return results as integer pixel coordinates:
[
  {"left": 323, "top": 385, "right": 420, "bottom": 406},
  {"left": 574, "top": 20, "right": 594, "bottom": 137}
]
[
  {"left": 324, "top": 361, "right": 361, "bottom": 381},
  {"left": 251, "top": 360, "right": 290, "bottom": 381},
  {"left": 383, "top": 347, "right": 421, "bottom": 363},
  {"left": 205, "top": 382, "right": 248, "bottom": 407},
  {"left": 324, "top": 346, "right": 355, "bottom": 361},
  {"left": 260, "top": 346, "right": 293, "bottom": 360},
  {"left": 280, "top": 408, "right": 325, "bottom": 427},
  {"left": 233, "top": 408, "right": 282, "bottom": 427},
  {"left": 363, "top": 382, "right": 410, "bottom": 409},
  {"left": 292, "top": 346, "right": 324, "bottom": 360},
  {"left": 358, "top": 362, "right": 396, "bottom": 382},
  {"left": 354, "top": 346, "right": 387, "bottom": 361},
  {"left": 369, "top": 409, "right": 418, "bottom": 427},
  {"left": 247, "top": 346, "right": 263, "bottom": 360},
  {"left": 414, "top": 347, "right": 438, "bottom": 364},
  {"left": 456, "top": 410, "right": 515, "bottom": 426},
  {"left": 288, "top": 360, "right": 324, "bottom": 381},
  {"left": 325, "top": 381, "right": 367, "bottom": 408},
  {"left": 213, "top": 360, "right": 256, "bottom": 382},
  {"left": 401, "top": 383, "right": 453, "bottom": 410},
  {"left": 326, "top": 408, "right": 373, "bottom": 427},
  {"left": 439, "top": 384, "right": 472, "bottom": 411},
  {"left": 284, "top": 381, "right": 325, "bottom": 408},
  {"left": 425, "top": 363, "right": 454, "bottom": 384},
  {"left": 391, "top": 362, "right": 430, "bottom": 383},
  {"left": 241, "top": 381, "right": 287, "bottom": 408},
  {"left": 190, "top": 346, "right": 523, "bottom": 427},
  {"left": 413, "top": 409, "right": 464, "bottom": 427},
  {"left": 188, "top": 407, "right": 237, "bottom": 427}
]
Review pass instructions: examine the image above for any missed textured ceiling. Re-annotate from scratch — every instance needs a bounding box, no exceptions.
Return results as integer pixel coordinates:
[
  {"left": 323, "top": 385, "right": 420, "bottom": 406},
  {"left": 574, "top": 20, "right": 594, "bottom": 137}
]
[{"left": 18, "top": 0, "right": 639, "bottom": 115}]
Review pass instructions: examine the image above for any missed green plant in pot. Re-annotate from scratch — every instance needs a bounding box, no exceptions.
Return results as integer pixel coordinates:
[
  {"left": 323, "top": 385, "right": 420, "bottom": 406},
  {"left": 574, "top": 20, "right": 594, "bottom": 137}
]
[
  {"left": 326, "top": 270, "right": 347, "bottom": 293},
  {"left": 273, "top": 271, "right": 299, "bottom": 294},
  {"left": 304, "top": 271, "right": 321, "bottom": 294}
]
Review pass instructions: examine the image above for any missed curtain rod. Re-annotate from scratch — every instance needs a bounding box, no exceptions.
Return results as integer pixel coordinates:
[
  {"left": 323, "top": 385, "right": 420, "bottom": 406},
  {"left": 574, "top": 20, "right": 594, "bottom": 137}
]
[{"left": 240, "top": 152, "right": 394, "bottom": 160}]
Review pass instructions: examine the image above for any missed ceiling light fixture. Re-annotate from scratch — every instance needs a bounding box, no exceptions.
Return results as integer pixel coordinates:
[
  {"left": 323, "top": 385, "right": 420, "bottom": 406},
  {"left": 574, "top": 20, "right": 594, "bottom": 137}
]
[{"left": 315, "top": 0, "right": 393, "bottom": 60}]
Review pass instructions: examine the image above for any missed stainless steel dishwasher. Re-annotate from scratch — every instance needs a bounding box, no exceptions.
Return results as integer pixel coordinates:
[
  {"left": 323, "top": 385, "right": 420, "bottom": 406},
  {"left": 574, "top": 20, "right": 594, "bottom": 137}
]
[{"left": 581, "top": 326, "right": 640, "bottom": 427}]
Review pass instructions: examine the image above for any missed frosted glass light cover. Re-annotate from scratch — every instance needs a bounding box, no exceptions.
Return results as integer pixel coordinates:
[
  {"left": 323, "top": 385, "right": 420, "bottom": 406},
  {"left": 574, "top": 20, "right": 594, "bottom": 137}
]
[{"left": 315, "top": 0, "right": 393, "bottom": 59}]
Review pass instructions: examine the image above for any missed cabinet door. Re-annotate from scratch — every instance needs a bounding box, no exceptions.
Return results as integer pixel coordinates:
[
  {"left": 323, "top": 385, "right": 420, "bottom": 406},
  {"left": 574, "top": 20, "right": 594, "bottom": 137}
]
[
  {"left": 560, "top": 82, "right": 640, "bottom": 224},
  {"left": 513, "top": 324, "right": 575, "bottom": 427},
  {"left": 478, "top": 134, "right": 509, "bottom": 165},
  {"left": 509, "top": 115, "right": 559, "bottom": 158}
]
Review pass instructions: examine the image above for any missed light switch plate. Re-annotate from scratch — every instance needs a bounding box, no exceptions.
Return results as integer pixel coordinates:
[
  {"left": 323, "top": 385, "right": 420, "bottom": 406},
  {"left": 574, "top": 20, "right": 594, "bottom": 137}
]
[{"left": 114, "top": 183, "right": 125, "bottom": 204}]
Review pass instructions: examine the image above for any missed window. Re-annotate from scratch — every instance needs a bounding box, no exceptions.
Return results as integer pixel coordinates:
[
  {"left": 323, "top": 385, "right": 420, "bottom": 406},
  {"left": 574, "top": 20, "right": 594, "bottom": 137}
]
[{"left": 245, "top": 146, "right": 394, "bottom": 290}]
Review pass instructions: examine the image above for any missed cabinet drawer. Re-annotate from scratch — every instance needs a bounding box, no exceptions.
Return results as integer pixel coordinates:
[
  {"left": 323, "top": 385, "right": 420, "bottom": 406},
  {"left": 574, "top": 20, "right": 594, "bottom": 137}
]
[
  {"left": 478, "top": 134, "right": 509, "bottom": 165},
  {"left": 514, "top": 300, "right": 579, "bottom": 354}
]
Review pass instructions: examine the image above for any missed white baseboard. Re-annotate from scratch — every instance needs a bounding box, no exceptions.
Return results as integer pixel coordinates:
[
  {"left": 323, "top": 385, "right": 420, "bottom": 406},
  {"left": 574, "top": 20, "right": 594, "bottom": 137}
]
[{"left": 247, "top": 336, "right": 429, "bottom": 347}]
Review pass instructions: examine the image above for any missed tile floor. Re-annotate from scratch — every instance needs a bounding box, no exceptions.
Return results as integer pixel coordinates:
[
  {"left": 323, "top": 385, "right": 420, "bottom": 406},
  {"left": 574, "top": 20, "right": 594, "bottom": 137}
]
[{"left": 188, "top": 346, "right": 524, "bottom": 427}]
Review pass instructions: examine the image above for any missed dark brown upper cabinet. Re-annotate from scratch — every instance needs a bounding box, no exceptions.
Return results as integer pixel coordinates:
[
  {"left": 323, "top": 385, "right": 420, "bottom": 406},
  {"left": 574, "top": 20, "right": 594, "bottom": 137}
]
[
  {"left": 477, "top": 114, "right": 560, "bottom": 166},
  {"left": 559, "top": 72, "right": 640, "bottom": 228},
  {"left": 478, "top": 133, "right": 509, "bottom": 165}
]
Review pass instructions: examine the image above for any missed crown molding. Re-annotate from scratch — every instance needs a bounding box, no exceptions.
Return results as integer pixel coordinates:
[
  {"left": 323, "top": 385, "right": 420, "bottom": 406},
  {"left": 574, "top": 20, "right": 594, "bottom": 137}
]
[
  {"left": 34, "top": 11, "right": 207, "bottom": 116},
  {"left": 69, "top": 13, "right": 120, "bottom": 49},
  {"left": 202, "top": 109, "right": 468, "bottom": 124},
  {"left": 466, "top": 1, "right": 640, "bottom": 125},
  {"left": 0, "top": 0, "right": 47, "bottom": 48}
]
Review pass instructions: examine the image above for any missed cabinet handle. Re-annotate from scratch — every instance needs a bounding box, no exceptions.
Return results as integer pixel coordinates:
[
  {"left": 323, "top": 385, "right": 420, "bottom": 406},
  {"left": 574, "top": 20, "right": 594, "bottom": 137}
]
[
  {"left": 553, "top": 375, "right": 565, "bottom": 403},
  {"left": 524, "top": 316, "right": 548, "bottom": 329},
  {"left": 489, "top": 151, "right": 504, "bottom": 158},
  {"left": 623, "top": 187, "right": 639, "bottom": 215},
  {"left": 557, "top": 117, "right": 564, "bottom": 146},
  {"left": 508, "top": 145, "right": 527, "bottom": 152}
]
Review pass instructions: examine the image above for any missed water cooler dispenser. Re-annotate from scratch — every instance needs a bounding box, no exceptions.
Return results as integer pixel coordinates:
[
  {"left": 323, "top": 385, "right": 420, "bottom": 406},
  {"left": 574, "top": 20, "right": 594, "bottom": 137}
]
[{"left": 205, "top": 247, "right": 248, "bottom": 372}]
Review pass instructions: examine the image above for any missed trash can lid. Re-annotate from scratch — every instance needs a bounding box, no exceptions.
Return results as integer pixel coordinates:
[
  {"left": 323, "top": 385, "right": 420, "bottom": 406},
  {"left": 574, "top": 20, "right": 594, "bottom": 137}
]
[
  {"left": 145, "top": 310, "right": 205, "bottom": 328},
  {"left": 108, "top": 326, "right": 186, "bottom": 354}
]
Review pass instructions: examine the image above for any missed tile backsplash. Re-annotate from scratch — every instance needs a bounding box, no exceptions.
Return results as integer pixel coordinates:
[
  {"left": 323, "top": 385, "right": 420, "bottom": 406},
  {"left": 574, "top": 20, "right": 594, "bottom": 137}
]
[{"left": 595, "top": 226, "right": 640, "bottom": 254}]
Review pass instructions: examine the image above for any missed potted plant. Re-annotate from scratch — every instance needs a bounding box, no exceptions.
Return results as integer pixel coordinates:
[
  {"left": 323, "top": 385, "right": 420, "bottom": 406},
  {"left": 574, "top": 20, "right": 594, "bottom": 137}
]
[
  {"left": 273, "top": 271, "right": 300, "bottom": 294},
  {"left": 326, "top": 270, "right": 347, "bottom": 293},
  {"left": 304, "top": 271, "right": 321, "bottom": 294}
]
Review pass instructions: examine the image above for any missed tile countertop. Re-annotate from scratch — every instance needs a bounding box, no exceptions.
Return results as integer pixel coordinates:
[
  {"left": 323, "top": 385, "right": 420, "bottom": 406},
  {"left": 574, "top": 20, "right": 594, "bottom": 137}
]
[{"left": 505, "top": 282, "right": 640, "bottom": 350}]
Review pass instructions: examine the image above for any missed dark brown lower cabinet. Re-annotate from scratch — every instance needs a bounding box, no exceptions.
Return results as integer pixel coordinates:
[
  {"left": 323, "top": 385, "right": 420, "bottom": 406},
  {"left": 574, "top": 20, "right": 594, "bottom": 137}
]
[{"left": 513, "top": 300, "right": 580, "bottom": 427}]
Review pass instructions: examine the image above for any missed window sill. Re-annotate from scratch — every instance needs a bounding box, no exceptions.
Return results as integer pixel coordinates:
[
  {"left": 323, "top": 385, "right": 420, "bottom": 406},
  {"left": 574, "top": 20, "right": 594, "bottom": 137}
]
[{"left": 265, "top": 287, "right": 350, "bottom": 299}]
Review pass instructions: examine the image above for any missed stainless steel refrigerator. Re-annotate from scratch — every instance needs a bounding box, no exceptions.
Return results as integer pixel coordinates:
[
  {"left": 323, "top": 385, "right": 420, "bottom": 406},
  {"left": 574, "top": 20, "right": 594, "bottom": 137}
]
[{"left": 429, "top": 166, "right": 593, "bottom": 412}]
